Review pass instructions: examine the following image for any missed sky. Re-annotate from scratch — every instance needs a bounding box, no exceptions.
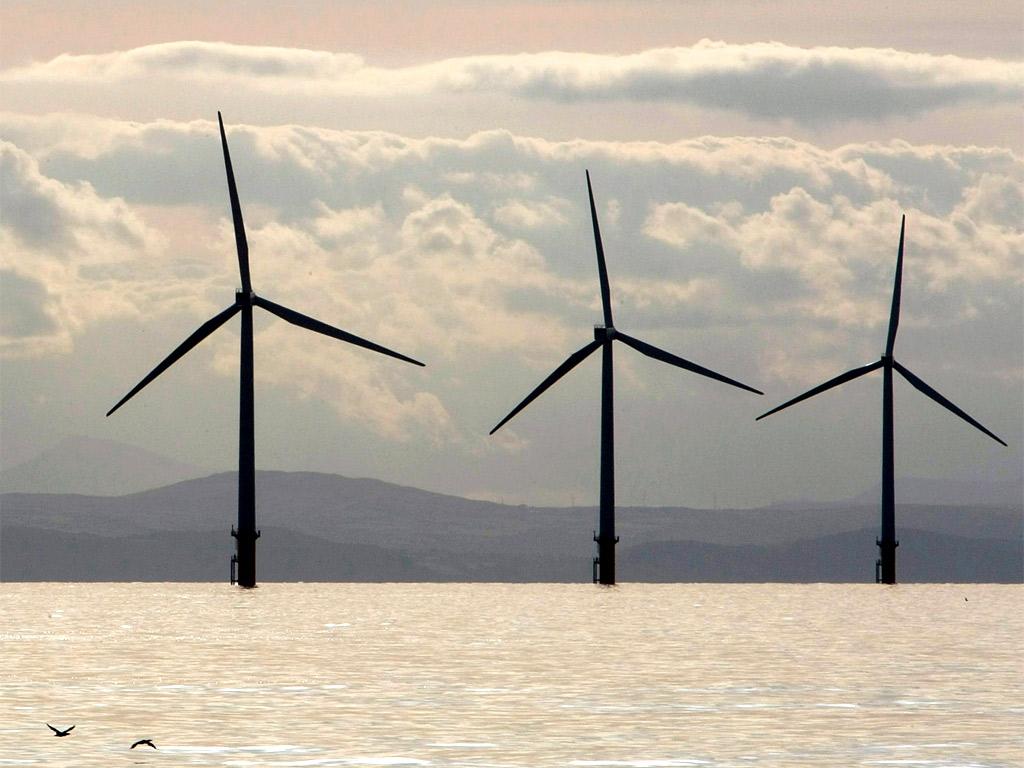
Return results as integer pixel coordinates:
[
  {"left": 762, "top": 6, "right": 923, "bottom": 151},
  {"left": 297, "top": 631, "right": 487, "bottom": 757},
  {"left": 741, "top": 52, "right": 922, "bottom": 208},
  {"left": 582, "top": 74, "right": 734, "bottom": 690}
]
[{"left": 1, "top": 0, "right": 1021, "bottom": 508}]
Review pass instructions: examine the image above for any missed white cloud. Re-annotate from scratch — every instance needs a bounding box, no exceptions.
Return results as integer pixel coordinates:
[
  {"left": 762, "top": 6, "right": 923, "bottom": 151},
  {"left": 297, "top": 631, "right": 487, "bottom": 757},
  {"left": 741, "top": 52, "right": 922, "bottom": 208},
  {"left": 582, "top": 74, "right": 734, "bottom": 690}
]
[
  {"left": 3, "top": 40, "right": 1020, "bottom": 124},
  {"left": 645, "top": 180, "right": 1024, "bottom": 361},
  {"left": 493, "top": 197, "right": 571, "bottom": 230},
  {"left": 193, "top": 190, "right": 579, "bottom": 441},
  {"left": 0, "top": 141, "right": 171, "bottom": 357},
  {"left": 2, "top": 115, "right": 1019, "bottom": 457},
  {"left": 645, "top": 201, "right": 737, "bottom": 252},
  {"left": 209, "top": 320, "right": 452, "bottom": 445}
]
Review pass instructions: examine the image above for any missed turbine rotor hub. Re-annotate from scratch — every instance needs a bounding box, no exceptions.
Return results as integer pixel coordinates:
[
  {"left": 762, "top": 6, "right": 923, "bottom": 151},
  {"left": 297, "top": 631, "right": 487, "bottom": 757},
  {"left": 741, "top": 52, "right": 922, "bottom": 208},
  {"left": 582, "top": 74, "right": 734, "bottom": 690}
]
[{"left": 594, "top": 324, "right": 616, "bottom": 342}]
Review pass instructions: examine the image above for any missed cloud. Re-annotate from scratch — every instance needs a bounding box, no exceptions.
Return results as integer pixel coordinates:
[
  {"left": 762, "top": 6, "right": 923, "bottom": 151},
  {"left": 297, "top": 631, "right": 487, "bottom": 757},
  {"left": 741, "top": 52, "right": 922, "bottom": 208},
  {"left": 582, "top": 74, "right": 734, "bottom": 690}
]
[
  {"left": 0, "top": 269, "right": 58, "bottom": 339},
  {"left": 209, "top": 319, "right": 453, "bottom": 445},
  {"left": 2, "top": 116, "right": 1020, "bottom": 451},
  {"left": 0, "top": 115, "right": 909, "bottom": 224},
  {"left": 0, "top": 140, "right": 150, "bottom": 254},
  {"left": 645, "top": 180, "right": 1024, "bottom": 360},
  {"left": 171, "top": 188, "right": 576, "bottom": 442},
  {"left": 0, "top": 141, "right": 171, "bottom": 356},
  {"left": 3, "top": 40, "right": 1020, "bottom": 123},
  {"left": 493, "top": 197, "right": 571, "bottom": 230}
]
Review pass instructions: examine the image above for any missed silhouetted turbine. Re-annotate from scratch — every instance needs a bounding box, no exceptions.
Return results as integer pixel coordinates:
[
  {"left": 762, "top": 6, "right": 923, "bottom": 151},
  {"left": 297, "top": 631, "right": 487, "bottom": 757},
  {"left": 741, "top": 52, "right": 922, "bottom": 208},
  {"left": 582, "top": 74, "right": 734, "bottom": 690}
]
[
  {"left": 107, "top": 113, "right": 424, "bottom": 588},
  {"left": 756, "top": 216, "right": 1005, "bottom": 584},
  {"left": 491, "top": 171, "right": 763, "bottom": 585}
]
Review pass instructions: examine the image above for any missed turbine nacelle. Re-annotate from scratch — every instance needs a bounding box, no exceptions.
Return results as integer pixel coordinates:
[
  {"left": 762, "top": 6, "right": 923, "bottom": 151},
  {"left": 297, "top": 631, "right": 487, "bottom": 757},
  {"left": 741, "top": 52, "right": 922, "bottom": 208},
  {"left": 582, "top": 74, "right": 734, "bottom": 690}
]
[{"left": 594, "top": 325, "right": 616, "bottom": 342}]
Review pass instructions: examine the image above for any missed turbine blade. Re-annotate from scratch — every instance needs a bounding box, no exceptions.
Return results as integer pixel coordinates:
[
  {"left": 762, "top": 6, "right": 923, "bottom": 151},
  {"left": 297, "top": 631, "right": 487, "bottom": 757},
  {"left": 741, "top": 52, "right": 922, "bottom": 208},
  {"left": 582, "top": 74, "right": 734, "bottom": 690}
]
[
  {"left": 490, "top": 339, "right": 602, "bottom": 434},
  {"left": 885, "top": 214, "right": 905, "bottom": 356},
  {"left": 893, "top": 360, "right": 1006, "bottom": 446},
  {"left": 218, "top": 112, "right": 251, "bottom": 293},
  {"left": 586, "top": 170, "right": 613, "bottom": 328},
  {"left": 756, "top": 359, "right": 883, "bottom": 421},
  {"left": 254, "top": 296, "right": 424, "bottom": 366},
  {"left": 107, "top": 303, "right": 241, "bottom": 417},
  {"left": 616, "top": 332, "right": 763, "bottom": 395}
]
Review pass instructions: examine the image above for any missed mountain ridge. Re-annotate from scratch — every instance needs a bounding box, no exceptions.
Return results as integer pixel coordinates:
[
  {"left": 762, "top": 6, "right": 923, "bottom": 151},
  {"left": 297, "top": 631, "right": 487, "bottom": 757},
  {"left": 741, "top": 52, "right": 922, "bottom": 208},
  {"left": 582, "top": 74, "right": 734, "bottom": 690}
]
[
  {"left": 3, "top": 436, "right": 1020, "bottom": 508},
  {"left": 2, "top": 468, "right": 1020, "bottom": 583},
  {"left": 0, "top": 435, "right": 209, "bottom": 496}
]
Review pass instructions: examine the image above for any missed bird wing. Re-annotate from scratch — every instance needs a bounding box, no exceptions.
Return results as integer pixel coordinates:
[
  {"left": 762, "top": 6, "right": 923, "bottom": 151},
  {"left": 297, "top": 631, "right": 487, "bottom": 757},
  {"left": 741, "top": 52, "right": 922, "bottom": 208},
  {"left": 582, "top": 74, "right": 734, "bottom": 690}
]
[
  {"left": 46, "top": 724, "right": 59, "bottom": 734},
  {"left": 65, "top": 725, "right": 75, "bottom": 733}
]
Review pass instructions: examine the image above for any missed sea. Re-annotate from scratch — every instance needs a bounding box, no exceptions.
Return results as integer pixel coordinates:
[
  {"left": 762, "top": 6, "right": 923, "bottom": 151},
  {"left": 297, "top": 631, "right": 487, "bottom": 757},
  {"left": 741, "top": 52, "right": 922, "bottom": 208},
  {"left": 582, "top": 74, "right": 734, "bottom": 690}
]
[{"left": 0, "top": 583, "right": 1020, "bottom": 767}]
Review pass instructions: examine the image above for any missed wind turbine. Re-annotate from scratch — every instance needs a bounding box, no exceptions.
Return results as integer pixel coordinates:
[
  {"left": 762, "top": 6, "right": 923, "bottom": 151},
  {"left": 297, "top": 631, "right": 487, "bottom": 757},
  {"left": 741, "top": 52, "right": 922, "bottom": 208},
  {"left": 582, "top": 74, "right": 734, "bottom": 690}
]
[
  {"left": 490, "top": 171, "right": 763, "bottom": 585},
  {"left": 756, "top": 215, "right": 1005, "bottom": 584},
  {"left": 107, "top": 113, "right": 424, "bottom": 588}
]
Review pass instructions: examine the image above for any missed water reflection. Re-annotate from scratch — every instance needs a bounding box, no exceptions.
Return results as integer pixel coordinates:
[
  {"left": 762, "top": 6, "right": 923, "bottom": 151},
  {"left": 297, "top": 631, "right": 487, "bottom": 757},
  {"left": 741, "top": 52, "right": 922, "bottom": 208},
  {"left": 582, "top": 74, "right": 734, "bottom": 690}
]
[{"left": 0, "top": 583, "right": 1020, "bottom": 767}]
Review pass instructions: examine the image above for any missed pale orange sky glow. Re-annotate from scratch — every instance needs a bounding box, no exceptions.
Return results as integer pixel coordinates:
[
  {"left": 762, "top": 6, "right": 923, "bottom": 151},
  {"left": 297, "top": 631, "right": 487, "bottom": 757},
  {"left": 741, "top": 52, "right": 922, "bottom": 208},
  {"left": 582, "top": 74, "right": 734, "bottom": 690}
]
[{"left": 3, "top": 0, "right": 1022, "bottom": 68}]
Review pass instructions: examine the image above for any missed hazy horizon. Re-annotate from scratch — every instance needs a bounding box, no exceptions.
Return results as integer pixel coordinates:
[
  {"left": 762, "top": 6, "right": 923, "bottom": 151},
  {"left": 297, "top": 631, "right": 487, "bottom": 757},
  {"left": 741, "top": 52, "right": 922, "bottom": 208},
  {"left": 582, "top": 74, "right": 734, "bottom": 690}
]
[{"left": 3, "top": 433, "right": 1022, "bottom": 512}]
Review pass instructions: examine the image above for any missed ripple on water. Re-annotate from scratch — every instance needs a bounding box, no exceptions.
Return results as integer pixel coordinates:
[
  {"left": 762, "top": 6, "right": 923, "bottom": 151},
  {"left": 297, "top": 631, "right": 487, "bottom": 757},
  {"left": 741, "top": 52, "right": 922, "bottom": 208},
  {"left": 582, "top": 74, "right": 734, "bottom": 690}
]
[
  {"left": 427, "top": 741, "right": 496, "bottom": 748},
  {"left": 165, "top": 745, "right": 317, "bottom": 754},
  {"left": 221, "top": 759, "right": 429, "bottom": 768},
  {"left": 570, "top": 761, "right": 713, "bottom": 767},
  {"left": 1, "top": 583, "right": 1020, "bottom": 767}
]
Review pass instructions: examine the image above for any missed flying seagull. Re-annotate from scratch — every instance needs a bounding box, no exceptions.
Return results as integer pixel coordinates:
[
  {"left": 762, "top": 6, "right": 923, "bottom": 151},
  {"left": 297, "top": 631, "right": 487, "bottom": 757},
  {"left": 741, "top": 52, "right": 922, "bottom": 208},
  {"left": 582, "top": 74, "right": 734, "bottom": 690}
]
[
  {"left": 106, "top": 112, "right": 425, "bottom": 588},
  {"left": 130, "top": 739, "right": 157, "bottom": 750},
  {"left": 756, "top": 215, "right": 1005, "bottom": 584},
  {"left": 46, "top": 724, "right": 74, "bottom": 737},
  {"left": 491, "top": 170, "right": 762, "bottom": 585}
]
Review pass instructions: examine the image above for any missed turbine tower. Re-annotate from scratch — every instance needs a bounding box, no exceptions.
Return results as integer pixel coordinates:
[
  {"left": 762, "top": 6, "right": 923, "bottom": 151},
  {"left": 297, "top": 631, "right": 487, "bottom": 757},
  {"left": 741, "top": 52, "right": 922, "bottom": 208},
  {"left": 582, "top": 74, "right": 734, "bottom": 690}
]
[
  {"left": 756, "top": 215, "right": 1005, "bottom": 584},
  {"left": 490, "top": 171, "right": 763, "bottom": 585},
  {"left": 107, "top": 113, "right": 424, "bottom": 588}
]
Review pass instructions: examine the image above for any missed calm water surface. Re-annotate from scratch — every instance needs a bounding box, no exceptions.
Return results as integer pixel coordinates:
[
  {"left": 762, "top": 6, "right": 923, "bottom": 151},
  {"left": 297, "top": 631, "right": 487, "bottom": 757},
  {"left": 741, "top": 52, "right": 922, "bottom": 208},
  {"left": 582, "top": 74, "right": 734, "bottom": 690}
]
[{"left": 1, "top": 583, "right": 1021, "bottom": 767}]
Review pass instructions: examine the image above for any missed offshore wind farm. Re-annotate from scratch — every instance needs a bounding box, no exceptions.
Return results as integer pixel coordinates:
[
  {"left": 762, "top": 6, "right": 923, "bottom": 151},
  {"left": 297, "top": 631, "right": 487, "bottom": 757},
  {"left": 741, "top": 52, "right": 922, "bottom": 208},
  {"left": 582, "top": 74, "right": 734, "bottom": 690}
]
[
  {"left": 3, "top": 115, "right": 1018, "bottom": 765},
  {"left": 1, "top": 2, "right": 1022, "bottom": 766},
  {"left": 88, "top": 133, "right": 1006, "bottom": 589}
]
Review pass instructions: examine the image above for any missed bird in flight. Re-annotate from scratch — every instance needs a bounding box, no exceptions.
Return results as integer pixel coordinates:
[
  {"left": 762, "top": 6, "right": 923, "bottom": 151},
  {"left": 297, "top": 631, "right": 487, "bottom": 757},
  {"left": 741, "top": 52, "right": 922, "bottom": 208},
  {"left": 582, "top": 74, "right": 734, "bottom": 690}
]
[
  {"left": 130, "top": 738, "right": 157, "bottom": 750},
  {"left": 46, "top": 724, "right": 75, "bottom": 737}
]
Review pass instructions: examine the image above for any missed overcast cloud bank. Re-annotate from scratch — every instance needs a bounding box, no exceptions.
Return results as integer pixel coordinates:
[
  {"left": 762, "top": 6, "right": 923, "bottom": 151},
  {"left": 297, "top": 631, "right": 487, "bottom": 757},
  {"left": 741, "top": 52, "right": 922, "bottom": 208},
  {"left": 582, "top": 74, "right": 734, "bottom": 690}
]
[{"left": 4, "top": 40, "right": 1021, "bottom": 124}]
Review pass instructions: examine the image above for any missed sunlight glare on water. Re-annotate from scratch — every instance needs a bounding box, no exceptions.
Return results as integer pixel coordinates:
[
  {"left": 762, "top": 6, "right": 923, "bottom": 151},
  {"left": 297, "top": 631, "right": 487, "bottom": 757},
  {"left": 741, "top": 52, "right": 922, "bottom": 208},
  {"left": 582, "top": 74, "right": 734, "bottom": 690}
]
[{"left": 1, "top": 583, "right": 1021, "bottom": 766}]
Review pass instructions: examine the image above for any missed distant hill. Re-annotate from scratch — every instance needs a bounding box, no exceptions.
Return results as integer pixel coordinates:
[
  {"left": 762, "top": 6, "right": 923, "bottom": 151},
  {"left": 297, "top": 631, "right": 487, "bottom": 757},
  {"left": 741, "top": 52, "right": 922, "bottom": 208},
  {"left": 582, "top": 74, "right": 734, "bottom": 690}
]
[
  {"left": 0, "top": 436, "right": 209, "bottom": 496},
  {"left": 842, "top": 476, "right": 1022, "bottom": 508},
  {"left": 622, "top": 529, "right": 1022, "bottom": 583},
  {"left": 2, "top": 470, "right": 1020, "bottom": 583}
]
